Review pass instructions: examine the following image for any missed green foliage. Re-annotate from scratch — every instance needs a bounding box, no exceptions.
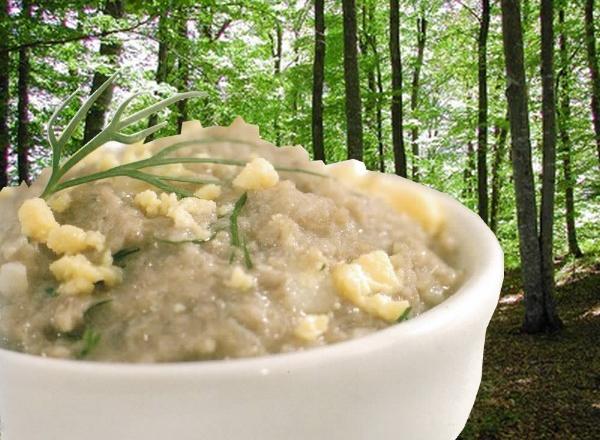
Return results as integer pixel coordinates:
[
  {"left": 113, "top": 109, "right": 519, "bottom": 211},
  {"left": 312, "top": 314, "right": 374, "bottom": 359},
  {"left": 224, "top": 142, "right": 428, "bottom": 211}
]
[{"left": 1, "top": 0, "right": 598, "bottom": 269}]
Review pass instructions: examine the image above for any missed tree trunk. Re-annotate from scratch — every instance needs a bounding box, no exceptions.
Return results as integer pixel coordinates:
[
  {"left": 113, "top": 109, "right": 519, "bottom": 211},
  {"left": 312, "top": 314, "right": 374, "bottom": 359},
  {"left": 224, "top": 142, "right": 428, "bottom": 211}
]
[
  {"left": 312, "top": 0, "right": 326, "bottom": 162},
  {"left": 359, "top": 3, "right": 377, "bottom": 169},
  {"left": 272, "top": 22, "right": 283, "bottom": 146},
  {"left": 557, "top": 9, "right": 583, "bottom": 258},
  {"left": 410, "top": 16, "right": 427, "bottom": 182},
  {"left": 477, "top": 0, "right": 490, "bottom": 223},
  {"left": 147, "top": 14, "right": 170, "bottom": 142},
  {"left": 0, "top": 0, "right": 10, "bottom": 188},
  {"left": 501, "top": 0, "right": 560, "bottom": 333},
  {"left": 16, "top": 0, "right": 32, "bottom": 184},
  {"left": 584, "top": 0, "right": 600, "bottom": 165},
  {"left": 463, "top": 140, "right": 475, "bottom": 203},
  {"left": 389, "top": 0, "right": 406, "bottom": 176},
  {"left": 342, "top": 0, "right": 364, "bottom": 161},
  {"left": 539, "top": 0, "right": 561, "bottom": 331},
  {"left": 373, "top": 40, "right": 385, "bottom": 172},
  {"left": 83, "top": 0, "right": 124, "bottom": 144},
  {"left": 176, "top": 14, "right": 190, "bottom": 134},
  {"left": 490, "top": 116, "right": 509, "bottom": 234}
]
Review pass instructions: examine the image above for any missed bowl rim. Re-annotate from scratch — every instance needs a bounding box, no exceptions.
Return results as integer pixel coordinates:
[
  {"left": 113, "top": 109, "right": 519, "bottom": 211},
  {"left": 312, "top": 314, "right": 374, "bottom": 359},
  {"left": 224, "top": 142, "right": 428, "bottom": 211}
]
[{"left": 0, "top": 171, "right": 504, "bottom": 377}]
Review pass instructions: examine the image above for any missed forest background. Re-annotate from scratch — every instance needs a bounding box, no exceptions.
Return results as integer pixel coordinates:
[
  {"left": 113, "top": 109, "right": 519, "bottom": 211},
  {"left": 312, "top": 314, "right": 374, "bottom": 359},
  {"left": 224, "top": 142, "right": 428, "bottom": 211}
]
[{"left": 0, "top": 0, "right": 599, "bottom": 438}]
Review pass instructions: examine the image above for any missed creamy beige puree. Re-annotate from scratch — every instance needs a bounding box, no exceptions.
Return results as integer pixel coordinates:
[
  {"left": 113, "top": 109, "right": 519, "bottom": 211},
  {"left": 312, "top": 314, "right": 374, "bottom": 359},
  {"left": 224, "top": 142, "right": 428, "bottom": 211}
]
[{"left": 0, "top": 119, "right": 459, "bottom": 362}]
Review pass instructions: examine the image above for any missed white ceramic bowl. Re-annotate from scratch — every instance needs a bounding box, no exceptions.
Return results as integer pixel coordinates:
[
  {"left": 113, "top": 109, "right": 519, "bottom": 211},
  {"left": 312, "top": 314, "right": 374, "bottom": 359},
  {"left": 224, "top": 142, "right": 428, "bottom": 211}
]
[{"left": 0, "top": 163, "right": 503, "bottom": 440}]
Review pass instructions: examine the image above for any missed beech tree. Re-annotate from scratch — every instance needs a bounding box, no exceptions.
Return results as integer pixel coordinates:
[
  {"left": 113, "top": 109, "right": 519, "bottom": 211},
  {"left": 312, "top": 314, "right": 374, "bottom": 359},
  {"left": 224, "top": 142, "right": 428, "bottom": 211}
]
[
  {"left": 477, "top": 0, "right": 490, "bottom": 223},
  {"left": 147, "top": 14, "right": 170, "bottom": 142},
  {"left": 557, "top": 8, "right": 583, "bottom": 258},
  {"left": 389, "top": 0, "right": 406, "bottom": 176},
  {"left": 584, "top": 0, "right": 600, "bottom": 165},
  {"left": 83, "top": 0, "right": 124, "bottom": 143},
  {"left": 342, "top": 0, "right": 364, "bottom": 161},
  {"left": 539, "top": 0, "right": 559, "bottom": 326},
  {"left": 311, "top": 0, "right": 326, "bottom": 162},
  {"left": 410, "top": 15, "right": 427, "bottom": 181},
  {"left": 16, "top": 0, "right": 32, "bottom": 184},
  {"left": 500, "top": 0, "right": 561, "bottom": 333},
  {"left": 0, "top": 0, "right": 9, "bottom": 189}
]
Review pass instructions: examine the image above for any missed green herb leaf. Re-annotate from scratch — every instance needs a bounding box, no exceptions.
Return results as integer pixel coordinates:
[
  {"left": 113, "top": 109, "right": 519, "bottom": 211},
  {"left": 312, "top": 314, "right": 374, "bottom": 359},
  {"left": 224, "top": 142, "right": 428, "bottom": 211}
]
[
  {"left": 242, "top": 237, "right": 253, "bottom": 270},
  {"left": 112, "top": 247, "right": 141, "bottom": 267},
  {"left": 44, "top": 286, "right": 58, "bottom": 297},
  {"left": 78, "top": 328, "right": 101, "bottom": 359},
  {"left": 397, "top": 306, "right": 412, "bottom": 323},
  {"left": 157, "top": 232, "right": 217, "bottom": 246},
  {"left": 230, "top": 192, "right": 248, "bottom": 247},
  {"left": 83, "top": 299, "right": 113, "bottom": 323}
]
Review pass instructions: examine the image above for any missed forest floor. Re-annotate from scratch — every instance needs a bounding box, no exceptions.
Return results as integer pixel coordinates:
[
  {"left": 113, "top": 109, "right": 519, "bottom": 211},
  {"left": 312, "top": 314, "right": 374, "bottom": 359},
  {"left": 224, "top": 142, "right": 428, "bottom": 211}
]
[{"left": 459, "top": 254, "right": 600, "bottom": 440}]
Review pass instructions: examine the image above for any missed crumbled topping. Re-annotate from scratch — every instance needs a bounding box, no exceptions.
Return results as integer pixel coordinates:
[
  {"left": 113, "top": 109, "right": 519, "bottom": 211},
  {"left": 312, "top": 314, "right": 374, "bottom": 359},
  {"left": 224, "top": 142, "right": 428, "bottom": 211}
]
[
  {"left": 225, "top": 266, "right": 256, "bottom": 291},
  {"left": 47, "top": 191, "right": 72, "bottom": 213},
  {"left": 18, "top": 197, "right": 59, "bottom": 242},
  {"left": 17, "top": 197, "right": 120, "bottom": 296},
  {"left": 294, "top": 314, "right": 330, "bottom": 341},
  {"left": 233, "top": 157, "right": 279, "bottom": 190},
  {"left": 194, "top": 184, "right": 222, "bottom": 200},
  {"left": 46, "top": 225, "right": 105, "bottom": 255},
  {"left": 134, "top": 190, "right": 216, "bottom": 240},
  {"left": 49, "top": 253, "right": 122, "bottom": 296},
  {"left": 332, "top": 250, "right": 409, "bottom": 322}
]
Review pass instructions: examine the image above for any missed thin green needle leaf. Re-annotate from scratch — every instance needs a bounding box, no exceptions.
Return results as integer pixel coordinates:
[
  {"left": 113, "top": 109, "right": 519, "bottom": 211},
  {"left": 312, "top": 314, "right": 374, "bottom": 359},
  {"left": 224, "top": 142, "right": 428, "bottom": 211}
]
[
  {"left": 153, "top": 175, "right": 221, "bottom": 185},
  {"left": 118, "top": 91, "right": 204, "bottom": 128},
  {"left": 83, "top": 299, "right": 113, "bottom": 322},
  {"left": 230, "top": 192, "right": 248, "bottom": 247},
  {"left": 47, "top": 87, "right": 81, "bottom": 165},
  {"left": 113, "top": 121, "right": 168, "bottom": 144},
  {"left": 57, "top": 71, "right": 120, "bottom": 149},
  {"left": 78, "top": 328, "right": 101, "bottom": 359},
  {"left": 242, "top": 237, "right": 253, "bottom": 269},
  {"left": 396, "top": 307, "right": 412, "bottom": 323},
  {"left": 110, "top": 91, "right": 148, "bottom": 125},
  {"left": 112, "top": 247, "right": 141, "bottom": 267}
]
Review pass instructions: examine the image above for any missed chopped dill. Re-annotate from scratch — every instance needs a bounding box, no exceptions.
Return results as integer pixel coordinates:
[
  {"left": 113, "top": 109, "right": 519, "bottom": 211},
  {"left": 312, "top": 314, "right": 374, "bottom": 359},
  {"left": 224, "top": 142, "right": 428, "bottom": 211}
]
[
  {"left": 78, "top": 328, "right": 101, "bottom": 359},
  {"left": 83, "top": 299, "right": 113, "bottom": 322},
  {"left": 397, "top": 307, "right": 412, "bottom": 323},
  {"left": 230, "top": 192, "right": 248, "bottom": 248},
  {"left": 112, "top": 247, "right": 141, "bottom": 267}
]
